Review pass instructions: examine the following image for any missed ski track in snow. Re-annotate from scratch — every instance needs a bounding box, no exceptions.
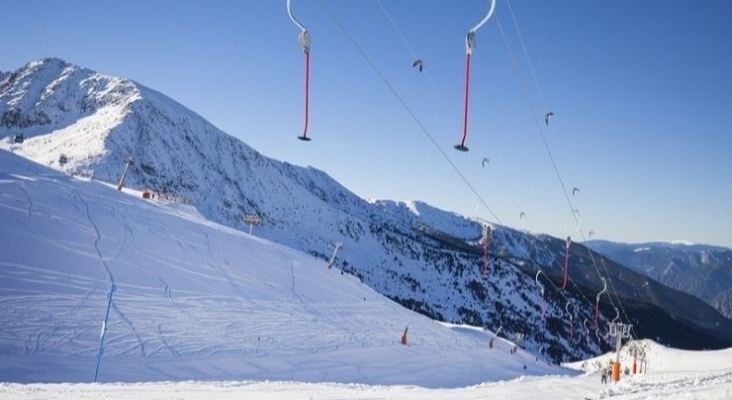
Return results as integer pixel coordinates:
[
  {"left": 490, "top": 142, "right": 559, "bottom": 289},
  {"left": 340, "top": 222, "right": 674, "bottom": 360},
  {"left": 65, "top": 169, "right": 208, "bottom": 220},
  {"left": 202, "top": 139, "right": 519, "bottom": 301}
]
[
  {"left": 73, "top": 189, "right": 116, "bottom": 287},
  {"left": 197, "top": 229, "right": 260, "bottom": 301},
  {"left": 109, "top": 301, "right": 147, "bottom": 357},
  {"left": 0, "top": 262, "right": 99, "bottom": 295},
  {"left": 15, "top": 182, "right": 33, "bottom": 233},
  {"left": 156, "top": 323, "right": 181, "bottom": 358},
  {"left": 207, "top": 259, "right": 248, "bottom": 300},
  {"left": 66, "top": 282, "right": 103, "bottom": 316},
  {"left": 288, "top": 259, "right": 303, "bottom": 303},
  {"left": 202, "top": 231, "right": 214, "bottom": 259},
  {"left": 156, "top": 277, "right": 173, "bottom": 303},
  {"left": 105, "top": 203, "right": 131, "bottom": 272}
]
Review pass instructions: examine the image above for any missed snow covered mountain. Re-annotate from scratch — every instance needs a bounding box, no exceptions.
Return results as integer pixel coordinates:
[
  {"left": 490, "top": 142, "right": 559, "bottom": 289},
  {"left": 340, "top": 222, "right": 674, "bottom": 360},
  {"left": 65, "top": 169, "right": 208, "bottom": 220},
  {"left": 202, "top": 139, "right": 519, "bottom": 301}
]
[
  {"left": 2, "top": 58, "right": 731, "bottom": 365},
  {"left": 586, "top": 240, "right": 732, "bottom": 320}
]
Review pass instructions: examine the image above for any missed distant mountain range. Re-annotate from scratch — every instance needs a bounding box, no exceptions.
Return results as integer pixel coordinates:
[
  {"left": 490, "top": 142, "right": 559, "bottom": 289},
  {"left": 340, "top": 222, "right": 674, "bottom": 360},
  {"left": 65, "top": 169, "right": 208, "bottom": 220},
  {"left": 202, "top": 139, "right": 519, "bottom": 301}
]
[
  {"left": 586, "top": 240, "right": 732, "bottom": 320},
  {"left": 2, "top": 58, "right": 731, "bottom": 363}
]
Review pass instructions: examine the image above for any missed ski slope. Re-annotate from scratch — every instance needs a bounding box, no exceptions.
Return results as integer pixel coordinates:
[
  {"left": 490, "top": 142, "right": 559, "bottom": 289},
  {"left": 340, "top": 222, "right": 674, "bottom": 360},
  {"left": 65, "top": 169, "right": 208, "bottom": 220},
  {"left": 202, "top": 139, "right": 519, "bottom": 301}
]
[{"left": 0, "top": 149, "right": 565, "bottom": 386}]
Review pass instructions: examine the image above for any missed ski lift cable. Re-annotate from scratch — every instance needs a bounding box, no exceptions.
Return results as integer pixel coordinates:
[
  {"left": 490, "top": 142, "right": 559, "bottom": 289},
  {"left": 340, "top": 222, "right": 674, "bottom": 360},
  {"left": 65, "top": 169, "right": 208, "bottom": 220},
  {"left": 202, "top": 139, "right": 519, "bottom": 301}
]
[
  {"left": 496, "top": 5, "right": 625, "bottom": 320},
  {"left": 375, "top": 0, "right": 539, "bottom": 234},
  {"left": 563, "top": 200, "right": 630, "bottom": 328},
  {"left": 316, "top": 0, "right": 504, "bottom": 225},
  {"left": 578, "top": 227, "right": 632, "bottom": 327},
  {"left": 492, "top": 23, "right": 620, "bottom": 328},
  {"left": 476, "top": 156, "right": 534, "bottom": 234},
  {"left": 571, "top": 214, "right": 629, "bottom": 327},
  {"left": 376, "top": 0, "right": 528, "bottom": 232},
  {"left": 504, "top": 0, "right": 549, "bottom": 113},
  {"left": 377, "top": 0, "right": 534, "bottom": 230},
  {"left": 566, "top": 196, "right": 626, "bottom": 322},
  {"left": 495, "top": 15, "right": 629, "bottom": 323},
  {"left": 495, "top": 16, "right": 635, "bottom": 328},
  {"left": 494, "top": 18, "right": 578, "bottom": 229},
  {"left": 480, "top": 158, "right": 522, "bottom": 217},
  {"left": 374, "top": 0, "right": 417, "bottom": 58},
  {"left": 374, "top": 0, "right": 444, "bottom": 96}
]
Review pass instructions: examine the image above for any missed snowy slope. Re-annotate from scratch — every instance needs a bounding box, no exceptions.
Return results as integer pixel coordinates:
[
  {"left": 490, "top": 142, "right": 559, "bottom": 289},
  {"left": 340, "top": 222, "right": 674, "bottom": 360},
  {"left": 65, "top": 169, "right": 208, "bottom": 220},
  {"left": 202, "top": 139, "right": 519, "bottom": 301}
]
[
  {"left": 0, "top": 150, "right": 570, "bottom": 386},
  {"left": 2, "top": 58, "right": 731, "bottom": 365}
]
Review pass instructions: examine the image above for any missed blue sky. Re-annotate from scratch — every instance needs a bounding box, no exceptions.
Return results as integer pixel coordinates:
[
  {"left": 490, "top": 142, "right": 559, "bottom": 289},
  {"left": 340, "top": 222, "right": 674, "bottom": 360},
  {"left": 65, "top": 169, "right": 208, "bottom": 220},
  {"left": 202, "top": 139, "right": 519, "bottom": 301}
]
[{"left": 3, "top": 1, "right": 732, "bottom": 248}]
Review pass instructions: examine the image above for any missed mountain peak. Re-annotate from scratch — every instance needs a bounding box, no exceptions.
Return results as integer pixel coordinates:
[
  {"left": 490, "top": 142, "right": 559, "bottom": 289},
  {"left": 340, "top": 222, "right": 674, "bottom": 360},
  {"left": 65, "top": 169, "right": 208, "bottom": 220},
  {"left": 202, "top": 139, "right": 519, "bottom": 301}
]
[
  {"left": 25, "top": 56, "right": 73, "bottom": 71},
  {"left": 1, "top": 57, "right": 143, "bottom": 140}
]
